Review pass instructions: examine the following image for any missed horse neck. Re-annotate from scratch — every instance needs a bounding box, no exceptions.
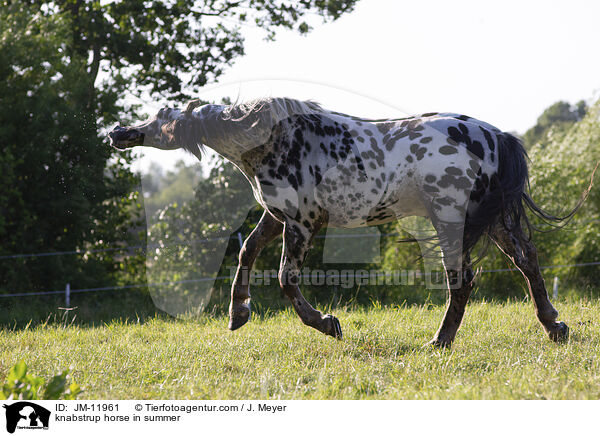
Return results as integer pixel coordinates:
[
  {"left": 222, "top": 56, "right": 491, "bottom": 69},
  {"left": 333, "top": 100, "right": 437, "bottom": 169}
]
[{"left": 198, "top": 105, "right": 273, "bottom": 175}]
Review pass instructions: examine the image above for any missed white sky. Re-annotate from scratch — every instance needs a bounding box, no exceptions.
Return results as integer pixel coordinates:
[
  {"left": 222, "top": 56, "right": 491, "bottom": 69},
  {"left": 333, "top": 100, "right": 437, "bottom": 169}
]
[{"left": 131, "top": 0, "right": 600, "bottom": 172}]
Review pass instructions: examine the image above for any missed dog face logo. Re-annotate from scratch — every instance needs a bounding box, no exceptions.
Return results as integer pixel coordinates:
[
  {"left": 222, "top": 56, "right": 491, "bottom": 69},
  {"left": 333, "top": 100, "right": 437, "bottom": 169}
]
[{"left": 2, "top": 402, "right": 50, "bottom": 433}]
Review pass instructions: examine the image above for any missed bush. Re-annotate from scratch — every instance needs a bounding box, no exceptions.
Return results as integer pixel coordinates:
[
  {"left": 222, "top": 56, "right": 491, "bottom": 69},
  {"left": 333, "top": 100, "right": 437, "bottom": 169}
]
[{"left": 0, "top": 361, "right": 81, "bottom": 400}]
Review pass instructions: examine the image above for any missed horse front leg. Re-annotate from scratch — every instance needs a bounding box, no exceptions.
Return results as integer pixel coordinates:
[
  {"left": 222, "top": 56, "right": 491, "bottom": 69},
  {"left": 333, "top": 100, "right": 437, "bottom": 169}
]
[
  {"left": 228, "top": 210, "right": 283, "bottom": 330},
  {"left": 278, "top": 220, "right": 342, "bottom": 339},
  {"left": 423, "top": 218, "right": 475, "bottom": 348},
  {"left": 429, "top": 253, "right": 475, "bottom": 348}
]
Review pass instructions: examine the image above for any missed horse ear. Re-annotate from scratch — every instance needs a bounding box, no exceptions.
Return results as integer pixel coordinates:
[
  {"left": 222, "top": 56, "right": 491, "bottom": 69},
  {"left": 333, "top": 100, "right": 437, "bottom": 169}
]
[
  {"left": 185, "top": 99, "right": 202, "bottom": 113},
  {"left": 161, "top": 119, "right": 185, "bottom": 146}
]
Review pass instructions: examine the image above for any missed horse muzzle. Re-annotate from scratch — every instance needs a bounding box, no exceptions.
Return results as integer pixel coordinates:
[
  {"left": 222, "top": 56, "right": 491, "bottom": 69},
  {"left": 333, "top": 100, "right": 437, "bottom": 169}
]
[{"left": 109, "top": 126, "right": 145, "bottom": 148}]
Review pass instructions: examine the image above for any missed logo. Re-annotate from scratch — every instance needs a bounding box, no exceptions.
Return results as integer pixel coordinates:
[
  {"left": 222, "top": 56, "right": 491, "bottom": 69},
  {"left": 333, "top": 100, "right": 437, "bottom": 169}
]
[{"left": 2, "top": 402, "right": 50, "bottom": 434}]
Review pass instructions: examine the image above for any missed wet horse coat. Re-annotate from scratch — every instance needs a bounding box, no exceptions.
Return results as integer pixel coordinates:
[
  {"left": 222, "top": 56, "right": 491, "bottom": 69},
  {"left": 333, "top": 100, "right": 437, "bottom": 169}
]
[{"left": 109, "top": 97, "right": 572, "bottom": 346}]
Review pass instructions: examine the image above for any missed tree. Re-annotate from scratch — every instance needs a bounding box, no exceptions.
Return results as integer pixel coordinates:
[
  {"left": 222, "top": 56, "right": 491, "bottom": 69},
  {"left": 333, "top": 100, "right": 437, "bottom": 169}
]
[
  {"left": 523, "top": 100, "right": 588, "bottom": 149},
  {"left": 141, "top": 160, "right": 204, "bottom": 219},
  {"left": 0, "top": 0, "right": 359, "bottom": 296},
  {"left": 526, "top": 99, "right": 600, "bottom": 286},
  {"left": 0, "top": 4, "right": 144, "bottom": 293},
  {"left": 33, "top": 0, "right": 359, "bottom": 119},
  {"left": 474, "top": 98, "right": 600, "bottom": 298},
  {"left": 144, "top": 157, "right": 262, "bottom": 316}
]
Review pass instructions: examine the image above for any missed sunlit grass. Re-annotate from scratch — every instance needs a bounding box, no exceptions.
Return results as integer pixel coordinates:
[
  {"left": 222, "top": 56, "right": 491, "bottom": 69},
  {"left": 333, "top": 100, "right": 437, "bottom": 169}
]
[{"left": 1, "top": 301, "right": 599, "bottom": 399}]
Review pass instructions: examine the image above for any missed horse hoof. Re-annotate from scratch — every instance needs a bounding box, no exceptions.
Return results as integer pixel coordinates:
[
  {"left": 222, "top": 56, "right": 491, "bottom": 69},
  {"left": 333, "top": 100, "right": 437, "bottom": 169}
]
[
  {"left": 228, "top": 303, "right": 250, "bottom": 331},
  {"left": 323, "top": 314, "right": 343, "bottom": 340},
  {"left": 548, "top": 321, "right": 569, "bottom": 342},
  {"left": 424, "top": 338, "right": 452, "bottom": 349}
]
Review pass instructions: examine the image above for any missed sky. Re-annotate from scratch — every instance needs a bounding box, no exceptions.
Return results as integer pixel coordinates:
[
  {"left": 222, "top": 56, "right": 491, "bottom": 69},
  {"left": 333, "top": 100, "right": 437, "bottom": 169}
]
[{"left": 130, "top": 0, "right": 600, "bottom": 172}]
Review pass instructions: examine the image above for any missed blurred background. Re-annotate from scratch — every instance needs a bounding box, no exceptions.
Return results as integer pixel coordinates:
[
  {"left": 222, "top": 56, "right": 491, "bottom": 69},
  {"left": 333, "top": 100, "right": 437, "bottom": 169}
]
[{"left": 1, "top": 0, "right": 599, "bottom": 326}]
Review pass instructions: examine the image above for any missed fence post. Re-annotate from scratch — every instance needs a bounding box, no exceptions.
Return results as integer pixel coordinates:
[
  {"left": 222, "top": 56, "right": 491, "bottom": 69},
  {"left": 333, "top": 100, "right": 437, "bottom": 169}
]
[
  {"left": 65, "top": 283, "right": 71, "bottom": 307},
  {"left": 552, "top": 276, "right": 559, "bottom": 300}
]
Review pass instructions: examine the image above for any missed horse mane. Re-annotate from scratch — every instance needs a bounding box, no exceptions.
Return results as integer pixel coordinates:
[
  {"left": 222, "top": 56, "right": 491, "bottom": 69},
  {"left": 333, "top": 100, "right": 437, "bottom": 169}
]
[
  {"left": 222, "top": 96, "right": 414, "bottom": 125},
  {"left": 208, "top": 96, "right": 407, "bottom": 151},
  {"left": 217, "top": 97, "right": 328, "bottom": 147},
  {"left": 222, "top": 97, "right": 325, "bottom": 123}
]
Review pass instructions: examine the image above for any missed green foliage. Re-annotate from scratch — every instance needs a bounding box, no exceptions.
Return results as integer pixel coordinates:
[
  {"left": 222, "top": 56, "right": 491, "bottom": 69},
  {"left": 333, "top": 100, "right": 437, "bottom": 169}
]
[
  {"left": 0, "top": 4, "right": 145, "bottom": 294},
  {"left": 0, "top": 0, "right": 360, "bottom": 301},
  {"left": 142, "top": 160, "right": 204, "bottom": 219},
  {"left": 523, "top": 100, "right": 587, "bottom": 149},
  {"left": 0, "top": 150, "right": 22, "bottom": 239},
  {"left": 0, "top": 361, "right": 81, "bottom": 400},
  {"left": 526, "top": 99, "right": 600, "bottom": 285},
  {"left": 36, "top": 0, "right": 359, "bottom": 105},
  {"left": 144, "top": 157, "right": 260, "bottom": 315}
]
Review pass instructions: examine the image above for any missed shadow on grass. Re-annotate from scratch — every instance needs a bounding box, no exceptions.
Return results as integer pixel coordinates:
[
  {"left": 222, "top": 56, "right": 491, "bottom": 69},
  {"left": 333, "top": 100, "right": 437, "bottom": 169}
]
[
  {"left": 564, "top": 325, "right": 598, "bottom": 346},
  {"left": 345, "top": 333, "right": 418, "bottom": 358},
  {"left": 0, "top": 289, "right": 303, "bottom": 331},
  {"left": 0, "top": 290, "right": 168, "bottom": 330}
]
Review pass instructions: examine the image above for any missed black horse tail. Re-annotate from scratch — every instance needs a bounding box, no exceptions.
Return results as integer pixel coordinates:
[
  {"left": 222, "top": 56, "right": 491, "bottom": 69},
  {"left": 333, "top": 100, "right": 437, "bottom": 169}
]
[{"left": 463, "top": 132, "right": 596, "bottom": 255}]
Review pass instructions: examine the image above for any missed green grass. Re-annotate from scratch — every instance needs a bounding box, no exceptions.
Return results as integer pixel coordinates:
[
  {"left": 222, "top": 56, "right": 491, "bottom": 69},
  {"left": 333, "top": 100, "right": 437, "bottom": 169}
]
[{"left": 1, "top": 300, "right": 599, "bottom": 399}]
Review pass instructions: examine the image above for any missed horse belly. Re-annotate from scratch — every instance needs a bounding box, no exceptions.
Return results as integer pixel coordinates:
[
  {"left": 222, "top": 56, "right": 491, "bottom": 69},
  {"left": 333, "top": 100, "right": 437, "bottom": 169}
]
[{"left": 314, "top": 162, "right": 426, "bottom": 228}]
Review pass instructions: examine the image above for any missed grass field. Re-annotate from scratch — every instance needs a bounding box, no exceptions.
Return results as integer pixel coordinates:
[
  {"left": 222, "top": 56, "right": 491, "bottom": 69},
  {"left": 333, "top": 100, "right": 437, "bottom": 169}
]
[{"left": 1, "top": 300, "right": 600, "bottom": 399}]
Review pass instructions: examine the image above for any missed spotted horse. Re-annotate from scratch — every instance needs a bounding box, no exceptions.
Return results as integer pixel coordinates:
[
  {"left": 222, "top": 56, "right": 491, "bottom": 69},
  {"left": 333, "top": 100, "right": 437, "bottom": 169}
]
[{"left": 109, "top": 97, "right": 591, "bottom": 347}]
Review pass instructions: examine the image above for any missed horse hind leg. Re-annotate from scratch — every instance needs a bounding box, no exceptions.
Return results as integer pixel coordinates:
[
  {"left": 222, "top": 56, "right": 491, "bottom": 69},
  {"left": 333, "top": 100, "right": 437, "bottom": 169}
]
[
  {"left": 490, "top": 223, "right": 568, "bottom": 342},
  {"left": 427, "top": 220, "right": 475, "bottom": 348},
  {"left": 278, "top": 220, "right": 342, "bottom": 339},
  {"left": 228, "top": 210, "right": 283, "bottom": 331}
]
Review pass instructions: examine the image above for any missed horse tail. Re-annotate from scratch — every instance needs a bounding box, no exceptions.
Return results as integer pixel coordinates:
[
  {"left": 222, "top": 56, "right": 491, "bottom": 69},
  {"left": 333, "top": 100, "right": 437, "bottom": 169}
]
[
  {"left": 461, "top": 132, "right": 528, "bottom": 253},
  {"left": 521, "top": 184, "right": 595, "bottom": 229},
  {"left": 464, "top": 132, "right": 595, "bottom": 255}
]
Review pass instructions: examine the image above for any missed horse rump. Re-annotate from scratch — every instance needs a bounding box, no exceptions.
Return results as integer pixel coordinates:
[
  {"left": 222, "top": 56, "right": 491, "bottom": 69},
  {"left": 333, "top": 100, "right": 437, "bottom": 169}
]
[{"left": 463, "top": 132, "right": 595, "bottom": 256}]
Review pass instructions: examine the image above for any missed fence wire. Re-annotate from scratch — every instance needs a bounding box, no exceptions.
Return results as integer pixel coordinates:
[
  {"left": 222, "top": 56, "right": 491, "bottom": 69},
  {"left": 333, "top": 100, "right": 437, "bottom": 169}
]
[{"left": 1, "top": 260, "right": 598, "bottom": 299}]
